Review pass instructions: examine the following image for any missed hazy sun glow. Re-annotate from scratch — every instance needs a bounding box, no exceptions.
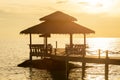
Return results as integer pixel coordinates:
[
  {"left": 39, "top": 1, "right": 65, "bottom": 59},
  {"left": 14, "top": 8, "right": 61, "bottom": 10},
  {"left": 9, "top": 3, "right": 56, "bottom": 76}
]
[
  {"left": 88, "top": 38, "right": 116, "bottom": 51},
  {"left": 70, "top": 0, "right": 114, "bottom": 13}
]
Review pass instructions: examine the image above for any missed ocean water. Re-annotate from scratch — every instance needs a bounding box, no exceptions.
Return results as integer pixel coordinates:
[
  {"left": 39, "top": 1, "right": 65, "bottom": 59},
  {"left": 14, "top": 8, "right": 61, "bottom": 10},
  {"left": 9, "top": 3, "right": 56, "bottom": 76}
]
[{"left": 0, "top": 37, "right": 120, "bottom": 80}]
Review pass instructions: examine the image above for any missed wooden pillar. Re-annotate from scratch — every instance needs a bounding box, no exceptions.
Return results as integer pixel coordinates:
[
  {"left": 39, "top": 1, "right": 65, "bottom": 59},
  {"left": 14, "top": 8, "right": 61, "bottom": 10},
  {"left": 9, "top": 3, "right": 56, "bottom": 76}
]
[
  {"left": 105, "top": 50, "right": 109, "bottom": 80},
  {"left": 106, "top": 50, "right": 109, "bottom": 59},
  {"left": 83, "top": 33, "right": 86, "bottom": 56},
  {"left": 82, "top": 62, "right": 86, "bottom": 80},
  {"left": 44, "top": 36, "right": 48, "bottom": 55},
  {"left": 98, "top": 49, "right": 101, "bottom": 58},
  {"left": 55, "top": 41, "right": 57, "bottom": 55},
  {"left": 70, "top": 34, "right": 73, "bottom": 48},
  {"left": 105, "top": 63, "right": 108, "bottom": 80},
  {"left": 66, "top": 33, "right": 72, "bottom": 78},
  {"left": 29, "top": 33, "right": 32, "bottom": 61},
  {"left": 29, "top": 65, "right": 33, "bottom": 80},
  {"left": 56, "top": 41, "right": 57, "bottom": 50},
  {"left": 82, "top": 33, "right": 86, "bottom": 80},
  {"left": 65, "top": 57, "right": 69, "bottom": 80}
]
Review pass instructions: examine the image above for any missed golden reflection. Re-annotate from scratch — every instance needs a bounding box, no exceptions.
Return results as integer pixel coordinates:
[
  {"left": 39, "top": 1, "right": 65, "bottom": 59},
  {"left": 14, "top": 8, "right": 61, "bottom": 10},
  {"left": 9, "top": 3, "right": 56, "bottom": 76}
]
[
  {"left": 87, "top": 38, "right": 117, "bottom": 56},
  {"left": 88, "top": 38, "right": 116, "bottom": 50}
]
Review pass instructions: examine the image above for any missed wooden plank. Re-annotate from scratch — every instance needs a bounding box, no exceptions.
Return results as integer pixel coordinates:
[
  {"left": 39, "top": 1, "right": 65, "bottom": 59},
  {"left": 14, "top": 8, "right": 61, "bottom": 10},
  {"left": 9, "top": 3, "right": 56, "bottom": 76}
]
[
  {"left": 31, "top": 50, "right": 120, "bottom": 65},
  {"left": 49, "top": 55, "right": 120, "bottom": 65}
]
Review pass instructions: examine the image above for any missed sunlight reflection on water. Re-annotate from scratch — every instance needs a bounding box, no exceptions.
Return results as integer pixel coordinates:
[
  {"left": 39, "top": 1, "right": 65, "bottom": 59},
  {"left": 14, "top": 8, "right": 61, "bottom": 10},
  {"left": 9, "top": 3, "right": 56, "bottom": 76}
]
[
  {"left": 87, "top": 38, "right": 119, "bottom": 51},
  {"left": 0, "top": 38, "right": 120, "bottom": 80}
]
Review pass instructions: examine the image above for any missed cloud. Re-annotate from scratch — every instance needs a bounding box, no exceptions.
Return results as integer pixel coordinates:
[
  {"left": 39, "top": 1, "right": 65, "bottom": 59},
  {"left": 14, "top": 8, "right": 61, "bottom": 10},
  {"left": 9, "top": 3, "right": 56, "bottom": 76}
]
[
  {"left": 0, "top": 10, "right": 9, "bottom": 14},
  {"left": 0, "top": 0, "right": 56, "bottom": 14},
  {"left": 79, "top": 2, "right": 103, "bottom": 7},
  {"left": 56, "top": 0, "right": 69, "bottom": 4},
  {"left": 0, "top": 9, "right": 15, "bottom": 19},
  {"left": 76, "top": 0, "right": 120, "bottom": 17},
  {"left": 0, "top": 0, "right": 120, "bottom": 18},
  {"left": 77, "top": 0, "right": 91, "bottom": 4}
]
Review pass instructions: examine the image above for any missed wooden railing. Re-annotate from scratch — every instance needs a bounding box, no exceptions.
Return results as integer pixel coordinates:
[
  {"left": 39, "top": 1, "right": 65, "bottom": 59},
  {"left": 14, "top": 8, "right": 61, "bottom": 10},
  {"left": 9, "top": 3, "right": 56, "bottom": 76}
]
[
  {"left": 29, "top": 44, "right": 52, "bottom": 56},
  {"left": 65, "top": 44, "right": 85, "bottom": 55}
]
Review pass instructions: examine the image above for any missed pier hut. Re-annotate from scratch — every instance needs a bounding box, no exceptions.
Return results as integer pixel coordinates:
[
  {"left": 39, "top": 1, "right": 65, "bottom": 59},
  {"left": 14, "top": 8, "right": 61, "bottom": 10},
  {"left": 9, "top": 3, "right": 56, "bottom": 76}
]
[
  {"left": 20, "top": 11, "right": 95, "bottom": 79},
  {"left": 20, "top": 11, "right": 120, "bottom": 80},
  {"left": 20, "top": 11, "right": 95, "bottom": 59}
]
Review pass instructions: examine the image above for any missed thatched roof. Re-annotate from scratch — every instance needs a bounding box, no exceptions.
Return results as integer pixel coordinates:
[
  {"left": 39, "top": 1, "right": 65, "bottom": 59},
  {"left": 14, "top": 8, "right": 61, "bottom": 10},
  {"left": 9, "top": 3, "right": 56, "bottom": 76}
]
[
  {"left": 20, "top": 11, "right": 95, "bottom": 34},
  {"left": 20, "top": 21, "right": 95, "bottom": 34},
  {"left": 40, "top": 11, "right": 77, "bottom": 21}
]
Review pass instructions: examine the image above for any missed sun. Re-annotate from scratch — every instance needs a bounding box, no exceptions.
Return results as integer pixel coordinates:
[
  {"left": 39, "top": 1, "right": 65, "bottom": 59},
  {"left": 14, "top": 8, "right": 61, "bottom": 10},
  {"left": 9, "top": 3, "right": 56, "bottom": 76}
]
[{"left": 70, "top": 0, "right": 114, "bottom": 14}]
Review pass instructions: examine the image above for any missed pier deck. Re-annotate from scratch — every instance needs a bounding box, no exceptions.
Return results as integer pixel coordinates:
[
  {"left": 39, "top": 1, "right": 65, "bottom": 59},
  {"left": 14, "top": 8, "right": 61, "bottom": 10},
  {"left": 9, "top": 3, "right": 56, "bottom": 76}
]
[
  {"left": 31, "top": 48, "right": 120, "bottom": 65},
  {"left": 30, "top": 47, "right": 120, "bottom": 80},
  {"left": 50, "top": 54, "right": 120, "bottom": 65}
]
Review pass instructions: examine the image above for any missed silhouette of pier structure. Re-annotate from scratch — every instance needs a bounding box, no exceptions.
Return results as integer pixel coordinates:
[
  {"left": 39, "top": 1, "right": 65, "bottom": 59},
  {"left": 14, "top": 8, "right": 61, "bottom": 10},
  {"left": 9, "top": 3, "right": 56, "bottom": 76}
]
[
  {"left": 29, "top": 44, "right": 120, "bottom": 80},
  {"left": 20, "top": 11, "right": 120, "bottom": 80}
]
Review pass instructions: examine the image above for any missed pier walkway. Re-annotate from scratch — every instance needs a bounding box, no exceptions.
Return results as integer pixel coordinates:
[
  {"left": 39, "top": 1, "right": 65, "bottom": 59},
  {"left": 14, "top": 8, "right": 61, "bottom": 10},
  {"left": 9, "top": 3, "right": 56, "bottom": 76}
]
[
  {"left": 29, "top": 44, "right": 120, "bottom": 80},
  {"left": 31, "top": 50, "right": 120, "bottom": 65},
  {"left": 29, "top": 44, "right": 120, "bottom": 65},
  {"left": 50, "top": 54, "right": 120, "bottom": 65},
  {"left": 30, "top": 46, "right": 120, "bottom": 80}
]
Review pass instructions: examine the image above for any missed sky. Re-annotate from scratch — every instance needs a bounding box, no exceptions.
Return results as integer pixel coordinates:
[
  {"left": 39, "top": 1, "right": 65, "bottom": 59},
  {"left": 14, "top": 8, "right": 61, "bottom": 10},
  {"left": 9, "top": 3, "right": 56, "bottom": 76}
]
[{"left": 1, "top": 0, "right": 120, "bottom": 39}]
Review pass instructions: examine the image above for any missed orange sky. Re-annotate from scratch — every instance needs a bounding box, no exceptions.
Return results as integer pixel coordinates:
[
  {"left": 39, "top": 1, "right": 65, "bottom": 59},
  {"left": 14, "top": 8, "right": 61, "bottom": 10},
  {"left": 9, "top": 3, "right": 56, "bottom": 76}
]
[{"left": 0, "top": 0, "right": 120, "bottom": 39}]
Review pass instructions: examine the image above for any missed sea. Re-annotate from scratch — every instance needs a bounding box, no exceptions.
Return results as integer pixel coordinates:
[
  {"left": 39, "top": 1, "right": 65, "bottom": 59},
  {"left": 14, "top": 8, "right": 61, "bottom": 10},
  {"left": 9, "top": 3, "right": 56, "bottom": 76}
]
[{"left": 0, "top": 37, "right": 120, "bottom": 80}]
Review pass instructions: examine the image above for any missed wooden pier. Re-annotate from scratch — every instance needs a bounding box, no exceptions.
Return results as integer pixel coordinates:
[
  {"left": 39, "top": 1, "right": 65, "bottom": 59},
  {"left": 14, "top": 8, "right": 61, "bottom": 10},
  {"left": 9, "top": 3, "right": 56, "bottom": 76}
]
[
  {"left": 50, "top": 54, "right": 120, "bottom": 65},
  {"left": 29, "top": 44, "right": 120, "bottom": 80},
  {"left": 29, "top": 44, "right": 120, "bottom": 65},
  {"left": 20, "top": 11, "right": 118, "bottom": 80}
]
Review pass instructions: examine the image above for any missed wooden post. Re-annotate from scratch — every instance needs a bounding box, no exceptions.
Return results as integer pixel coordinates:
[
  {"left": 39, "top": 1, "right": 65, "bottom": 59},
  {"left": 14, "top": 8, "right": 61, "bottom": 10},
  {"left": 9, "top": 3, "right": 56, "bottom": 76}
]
[
  {"left": 70, "top": 34, "right": 73, "bottom": 48},
  {"left": 98, "top": 49, "right": 101, "bottom": 58},
  {"left": 55, "top": 41, "right": 57, "bottom": 55},
  {"left": 29, "top": 33, "right": 32, "bottom": 61},
  {"left": 65, "top": 57, "right": 69, "bottom": 80},
  {"left": 56, "top": 41, "right": 57, "bottom": 49},
  {"left": 82, "top": 34, "right": 86, "bottom": 80},
  {"left": 82, "top": 62, "right": 86, "bottom": 80},
  {"left": 65, "top": 43, "right": 69, "bottom": 80},
  {"left": 45, "top": 36, "right": 48, "bottom": 54},
  {"left": 106, "top": 50, "right": 109, "bottom": 59},
  {"left": 44, "top": 36, "right": 48, "bottom": 57},
  {"left": 29, "top": 65, "right": 33, "bottom": 80},
  {"left": 105, "top": 50, "right": 109, "bottom": 80},
  {"left": 83, "top": 34, "right": 86, "bottom": 57},
  {"left": 105, "top": 63, "right": 108, "bottom": 80},
  {"left": 65, "top": 33, "right": 73, "bottom": 79}
]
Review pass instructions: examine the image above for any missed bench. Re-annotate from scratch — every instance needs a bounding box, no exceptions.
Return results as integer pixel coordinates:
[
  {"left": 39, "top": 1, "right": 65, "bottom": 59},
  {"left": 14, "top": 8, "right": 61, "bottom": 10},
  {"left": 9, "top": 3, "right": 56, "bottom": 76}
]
[
  {"left": 65, "top": 44, "right": 85, "bottom": 55},
  {"left": 29, "top": 44, "right": 52, "bottom": 56}
]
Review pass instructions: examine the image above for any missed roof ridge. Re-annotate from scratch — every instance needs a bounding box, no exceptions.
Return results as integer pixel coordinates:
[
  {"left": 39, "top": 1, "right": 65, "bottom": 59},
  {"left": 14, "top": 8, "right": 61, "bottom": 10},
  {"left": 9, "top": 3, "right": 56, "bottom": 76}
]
[{"left": 39, "top": 11, "right": 77, "bottom": 21}]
